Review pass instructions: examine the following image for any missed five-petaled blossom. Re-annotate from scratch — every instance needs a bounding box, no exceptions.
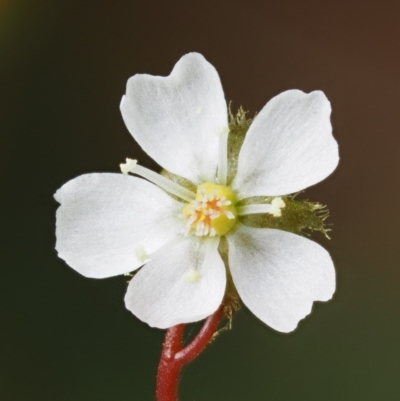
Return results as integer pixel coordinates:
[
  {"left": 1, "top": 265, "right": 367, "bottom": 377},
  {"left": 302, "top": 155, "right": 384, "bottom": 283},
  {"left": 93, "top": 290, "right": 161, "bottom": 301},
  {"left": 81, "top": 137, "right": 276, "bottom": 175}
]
[{"left": 55, "top": 53, "right": 339, "bottom": 333}]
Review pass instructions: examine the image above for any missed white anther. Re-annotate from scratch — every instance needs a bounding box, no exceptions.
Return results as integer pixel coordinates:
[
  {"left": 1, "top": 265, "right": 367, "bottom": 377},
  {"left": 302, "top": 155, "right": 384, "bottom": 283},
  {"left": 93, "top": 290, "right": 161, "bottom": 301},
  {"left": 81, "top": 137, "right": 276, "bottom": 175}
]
[
  {"left": 133, "top": 244, "right": 148, "bottom": 263},
  {"left": 120, "top": 158, "right": 138, "bottom": 175},
  {"left": 184, "top": 269, "right": 202, "bottom": 283},
  {"left": 216, "top": 201, "right": 222, "bottom": 207},
  {"left": 222, "top": 200, "right": 231, "bottom": 206},
  {"left": 269, "top": 197, "right": 286, "bottom": 217},
  {"left": 210, "top": 228, "right": 217, "bottom": 236}
]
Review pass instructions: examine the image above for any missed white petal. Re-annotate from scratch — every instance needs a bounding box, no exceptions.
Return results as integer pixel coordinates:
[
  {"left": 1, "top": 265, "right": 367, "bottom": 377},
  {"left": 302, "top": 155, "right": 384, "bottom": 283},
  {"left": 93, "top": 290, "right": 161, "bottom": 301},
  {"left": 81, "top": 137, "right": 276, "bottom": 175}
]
[
  {"left": 227, "top": 225, "right": 335, "bottom": 332},
  {"left": 55, "top": 174, "right": 184, "bottom": 278},
  {"left": 232, "top": 90, "right": 339, "bottom": 198},
  {"left": 125, "top": 237, "right": 226, "bottom": 329},
  {"left": 120, "top": 53, "right": 228, "bottom": 184}
]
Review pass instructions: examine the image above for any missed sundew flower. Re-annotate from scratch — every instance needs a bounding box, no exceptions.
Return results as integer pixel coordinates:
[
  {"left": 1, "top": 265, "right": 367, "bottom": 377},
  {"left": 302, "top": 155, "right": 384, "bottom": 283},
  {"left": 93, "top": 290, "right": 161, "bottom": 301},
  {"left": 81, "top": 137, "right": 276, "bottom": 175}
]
[{"left": 55, "top": 53, "right": 339, "bottom": 333}]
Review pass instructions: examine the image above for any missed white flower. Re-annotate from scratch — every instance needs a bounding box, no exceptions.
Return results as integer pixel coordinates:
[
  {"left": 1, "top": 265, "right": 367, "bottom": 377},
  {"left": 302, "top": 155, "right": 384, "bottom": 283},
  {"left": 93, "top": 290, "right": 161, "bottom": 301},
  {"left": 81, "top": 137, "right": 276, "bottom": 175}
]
[{"left": 55, "top": 53, "right": 339, "bottom": 333}]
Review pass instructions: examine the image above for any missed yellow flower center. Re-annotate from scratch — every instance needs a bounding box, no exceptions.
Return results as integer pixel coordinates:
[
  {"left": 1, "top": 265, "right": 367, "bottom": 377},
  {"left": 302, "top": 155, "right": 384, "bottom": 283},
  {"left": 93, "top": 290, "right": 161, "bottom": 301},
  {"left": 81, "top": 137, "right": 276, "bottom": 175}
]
[{"left": 182, "top": 182, "right": 237, "bottom": 237}]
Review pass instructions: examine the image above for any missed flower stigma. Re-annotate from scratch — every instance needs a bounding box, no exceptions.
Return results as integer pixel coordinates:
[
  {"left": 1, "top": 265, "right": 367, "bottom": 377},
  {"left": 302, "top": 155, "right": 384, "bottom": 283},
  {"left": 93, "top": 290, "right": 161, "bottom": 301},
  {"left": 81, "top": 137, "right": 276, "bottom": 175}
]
[{"left": 182, "top": 182, "right": 237, "bottom": 237}]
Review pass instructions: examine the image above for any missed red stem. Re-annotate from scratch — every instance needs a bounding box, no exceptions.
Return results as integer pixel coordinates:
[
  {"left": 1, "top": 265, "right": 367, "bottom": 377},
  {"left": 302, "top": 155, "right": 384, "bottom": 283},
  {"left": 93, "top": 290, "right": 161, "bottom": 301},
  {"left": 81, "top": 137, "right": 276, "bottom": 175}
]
[
  {"left": 156, "top": 325, "right": 184, "bottom": 401},
  {"left": 156, "top": 306, "right": 224, "bottom": 401}
]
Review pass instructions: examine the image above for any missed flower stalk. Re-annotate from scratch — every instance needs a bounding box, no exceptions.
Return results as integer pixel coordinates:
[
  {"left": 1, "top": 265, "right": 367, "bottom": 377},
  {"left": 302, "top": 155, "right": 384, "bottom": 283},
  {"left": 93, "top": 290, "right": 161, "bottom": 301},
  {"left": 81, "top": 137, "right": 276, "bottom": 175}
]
[{"left": 156, "top": 305, "right": 224, "bottom": 401}]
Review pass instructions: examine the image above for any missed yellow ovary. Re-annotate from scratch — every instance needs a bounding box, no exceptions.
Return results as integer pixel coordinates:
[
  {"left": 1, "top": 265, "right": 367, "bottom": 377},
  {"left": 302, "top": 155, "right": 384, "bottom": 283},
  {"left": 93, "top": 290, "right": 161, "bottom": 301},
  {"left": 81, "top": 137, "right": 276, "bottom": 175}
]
[{"left": 182, "top": 182, "right": 237, "bottom": 237}]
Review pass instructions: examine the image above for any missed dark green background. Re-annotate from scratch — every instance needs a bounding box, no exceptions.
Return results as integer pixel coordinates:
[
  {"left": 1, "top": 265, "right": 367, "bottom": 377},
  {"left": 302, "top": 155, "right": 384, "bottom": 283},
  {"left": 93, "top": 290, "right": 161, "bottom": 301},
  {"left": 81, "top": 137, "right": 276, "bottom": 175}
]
[{"left": 2, "top": 1, "right": 400, "bottom": 400}]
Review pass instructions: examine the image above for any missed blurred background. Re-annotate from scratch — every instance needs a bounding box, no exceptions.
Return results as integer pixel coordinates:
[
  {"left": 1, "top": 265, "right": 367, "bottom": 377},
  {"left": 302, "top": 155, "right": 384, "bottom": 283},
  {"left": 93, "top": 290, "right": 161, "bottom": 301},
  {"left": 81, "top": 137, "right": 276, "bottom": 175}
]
[{"left": 2, "top": 1, "right": 400, "bottom": 400}]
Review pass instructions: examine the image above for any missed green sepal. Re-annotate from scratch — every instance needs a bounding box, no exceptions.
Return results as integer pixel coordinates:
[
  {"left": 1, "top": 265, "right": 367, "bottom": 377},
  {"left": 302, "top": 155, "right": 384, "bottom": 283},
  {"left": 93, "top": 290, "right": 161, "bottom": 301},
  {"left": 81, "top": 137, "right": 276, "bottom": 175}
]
[
  {"left": 226, "top": 105, "right": 253, "bottom": 185},
  {"left": 238, "top": 195, "right": 331, "bottom": 239}
]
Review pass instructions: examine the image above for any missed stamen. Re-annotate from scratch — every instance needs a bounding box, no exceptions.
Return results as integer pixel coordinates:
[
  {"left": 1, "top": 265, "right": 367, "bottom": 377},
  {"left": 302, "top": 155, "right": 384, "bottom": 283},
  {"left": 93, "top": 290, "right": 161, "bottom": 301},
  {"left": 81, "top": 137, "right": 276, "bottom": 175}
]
[
  {"left": 217, "top": 127, "right": 229, "bottom": 185},
  {"left": 269, "top": 197, "right": 286, "bottom": 217},
  {"left": 120, "top": 158, "right": 195, "bottom": 202},
  {"left": 120, "top": 158, "right": 137, "bottom": 175},
  {"left": 237, "top": 198, "right": 285, "bottom": 217}
]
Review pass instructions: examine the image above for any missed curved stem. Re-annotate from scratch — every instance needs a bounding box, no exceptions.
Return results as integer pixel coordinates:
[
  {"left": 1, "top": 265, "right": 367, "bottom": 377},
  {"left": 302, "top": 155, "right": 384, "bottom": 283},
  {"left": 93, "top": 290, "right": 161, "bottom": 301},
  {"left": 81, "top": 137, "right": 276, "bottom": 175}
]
[
  {"left": 156, "top": 306, "right": 224, "bottom": 401},
  {"left": 175, "top": 306, "right": 224, "bottom": 365}
]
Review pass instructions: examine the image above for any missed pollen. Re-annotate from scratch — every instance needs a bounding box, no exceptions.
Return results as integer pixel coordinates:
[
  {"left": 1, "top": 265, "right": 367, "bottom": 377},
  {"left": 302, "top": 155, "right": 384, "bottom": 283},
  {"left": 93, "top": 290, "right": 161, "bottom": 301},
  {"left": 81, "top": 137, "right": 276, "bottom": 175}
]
[{"left": 182, "top": 182, "right": 237, "bottom": 237}]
